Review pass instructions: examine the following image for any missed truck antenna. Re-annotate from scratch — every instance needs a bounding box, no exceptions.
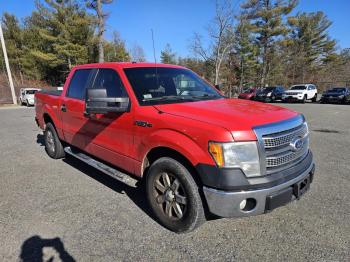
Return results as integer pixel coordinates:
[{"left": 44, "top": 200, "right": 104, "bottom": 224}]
[
  {"left": 151, "top": 29, "right": 159, "bottom": 90},
  {"left": 151, "top": 29, "right": 157, "bottom": 64}
]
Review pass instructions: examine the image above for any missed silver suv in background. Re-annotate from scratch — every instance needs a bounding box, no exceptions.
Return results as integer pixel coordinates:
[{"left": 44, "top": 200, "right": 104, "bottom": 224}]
[
  {"left": 282, "top": 84, "right": 318, "bottom": 103},
  {"left": 19, "top": 88, "right": 41, "bottom": 106}
]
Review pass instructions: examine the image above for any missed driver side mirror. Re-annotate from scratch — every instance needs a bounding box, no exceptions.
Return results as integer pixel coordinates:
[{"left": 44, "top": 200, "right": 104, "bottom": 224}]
[{"left": 85, "top": 88, "right": 130, "bottom": 114}]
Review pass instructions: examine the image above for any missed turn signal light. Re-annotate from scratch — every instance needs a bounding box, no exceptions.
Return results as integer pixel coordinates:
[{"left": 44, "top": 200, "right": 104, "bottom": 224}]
[{"left": 209, "top": 143, "right": 224, "bottom": 167}]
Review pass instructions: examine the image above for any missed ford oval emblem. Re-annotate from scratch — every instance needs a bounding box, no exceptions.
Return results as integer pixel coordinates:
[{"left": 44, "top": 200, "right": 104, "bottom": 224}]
[{"left": 290, "top": 138, "right": 303, "bottom": 152}]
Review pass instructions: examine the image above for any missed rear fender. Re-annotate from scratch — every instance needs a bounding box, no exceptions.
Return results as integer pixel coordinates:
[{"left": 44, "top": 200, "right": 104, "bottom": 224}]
[{"left": 42, "top": 104, "right": 64, "bottom": 140}]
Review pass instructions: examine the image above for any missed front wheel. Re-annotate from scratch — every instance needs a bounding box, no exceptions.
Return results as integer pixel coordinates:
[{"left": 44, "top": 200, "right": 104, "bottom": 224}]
[
  {"left": 301, "top": 95, "right": 306, "bottom": 103},
  {"left": 146, "top": 157, "right": 205, "bottom": 233},
  {"left": 312, "top": 94, "right": 317, "bottom": 102}
]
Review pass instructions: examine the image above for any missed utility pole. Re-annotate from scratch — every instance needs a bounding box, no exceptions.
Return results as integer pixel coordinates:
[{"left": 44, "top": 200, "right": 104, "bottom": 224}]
[{"left": 0, "top": 23, "right": 17, "bottom": 104}]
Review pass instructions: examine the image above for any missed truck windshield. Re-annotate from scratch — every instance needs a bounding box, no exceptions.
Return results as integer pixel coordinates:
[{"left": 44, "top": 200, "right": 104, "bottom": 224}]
[{"left": 124, "top": 67, "right": 223, "bottom": 105}]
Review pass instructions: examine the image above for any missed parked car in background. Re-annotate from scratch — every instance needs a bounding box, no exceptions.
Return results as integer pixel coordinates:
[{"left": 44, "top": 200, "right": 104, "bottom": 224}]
[
  {"left": 282, "top": 84, "right": 317, "bottom": 103},
  {"left": 238, "top": 88, "right": 257, "bottom": 100},
  {"left": 19, "top": 88, "right": 41, "bottom": 106},
  {"left": 254, "top": 86, "right": 285, "bottom": 102},
  {"left": 321, "top": 87, "right": 350, "bottom": 104}
]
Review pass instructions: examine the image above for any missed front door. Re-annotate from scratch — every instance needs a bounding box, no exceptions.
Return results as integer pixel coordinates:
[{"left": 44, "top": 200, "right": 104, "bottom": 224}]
[{"left": 84, "top": 68, "right": 135, "bottom": 173}]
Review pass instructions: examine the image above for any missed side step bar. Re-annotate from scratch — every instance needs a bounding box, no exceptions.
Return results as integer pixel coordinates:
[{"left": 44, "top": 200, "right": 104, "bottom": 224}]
[{"left": 64, "top": 147, "right": 138, "bottom": 187}]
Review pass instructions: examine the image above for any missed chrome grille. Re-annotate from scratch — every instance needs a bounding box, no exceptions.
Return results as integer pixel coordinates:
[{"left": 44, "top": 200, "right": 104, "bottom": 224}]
[
  {"left": 286, "top": 92, "right": 299, "bottom": 96},
  {"left": 263, "top": 123, "right": 309, "bottom": 172},
  {"left": 254, "top": 115, "right": 310, "bottom": 175},
  {"left": 263, "top": 124, "right": 308, "bottom": 148}
]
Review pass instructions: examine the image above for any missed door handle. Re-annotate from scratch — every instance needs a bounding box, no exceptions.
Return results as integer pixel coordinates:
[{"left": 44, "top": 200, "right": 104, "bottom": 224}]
[{"left": 61, "top": 104, "right": 67, "bottom": 112}]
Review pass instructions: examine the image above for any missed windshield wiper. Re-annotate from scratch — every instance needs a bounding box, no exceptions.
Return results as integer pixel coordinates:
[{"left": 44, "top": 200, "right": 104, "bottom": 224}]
[
  {"left": 190, "top": 94, "right": 220, "bottom": 100},
  {"left": 142, "top": 95, "right": 194, "bottom": 102}
]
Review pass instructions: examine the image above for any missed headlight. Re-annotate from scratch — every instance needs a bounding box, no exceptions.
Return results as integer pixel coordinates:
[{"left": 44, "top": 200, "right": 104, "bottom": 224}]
[
  {"left": 209, "top": 141, "right": 261, "bottom": 177},
  {"left": 339, "top": 95, "right": 344, "bottom": 98},
  {"left": 267, "top": 92, "right": 272, "bottom": 97}
]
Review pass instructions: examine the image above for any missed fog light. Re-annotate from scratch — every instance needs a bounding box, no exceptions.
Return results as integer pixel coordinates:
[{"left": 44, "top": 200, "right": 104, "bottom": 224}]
[
  {"left": 240, "top": 198, "right": 257, "bottom": 212},
  {"left": 239, "top": 199, "right": 247, "bottom": 210}
]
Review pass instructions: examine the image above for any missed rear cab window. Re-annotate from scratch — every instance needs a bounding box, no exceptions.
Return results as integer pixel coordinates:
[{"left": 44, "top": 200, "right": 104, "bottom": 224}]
[{"left": 66, "top": 69, "right": 94, "bottom": 100}]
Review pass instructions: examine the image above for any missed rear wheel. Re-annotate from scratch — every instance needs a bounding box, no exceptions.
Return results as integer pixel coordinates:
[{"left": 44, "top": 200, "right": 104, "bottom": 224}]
[
  {"left": 146, "top": 157, "right": 205, "bottom": 233},
  {"left": 44, "top": 122, "right": 65, "bottom": 159}
]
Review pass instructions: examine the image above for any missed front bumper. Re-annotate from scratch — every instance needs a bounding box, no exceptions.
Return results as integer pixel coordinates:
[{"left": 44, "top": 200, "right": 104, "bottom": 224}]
[
  {"left": 255, "top": 95, "right": 270, "bottom": 102},
  {"left": 282, "top": 94, "right": 304, "bottom": 101},
  {"left": 202, "top": 160, "right": 315, "bottom": 218},
  {"left": 321, "top": 96, "right": 343, "bottom": 103}
]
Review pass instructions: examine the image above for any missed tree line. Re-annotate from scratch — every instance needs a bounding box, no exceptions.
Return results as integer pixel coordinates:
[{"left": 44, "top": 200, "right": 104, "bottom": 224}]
[
  {"left": 1, "top": 0, "right": 350, "bottom": 93},
  {"left": 163, "top": 0, "right": 350, "bottom": 93}
]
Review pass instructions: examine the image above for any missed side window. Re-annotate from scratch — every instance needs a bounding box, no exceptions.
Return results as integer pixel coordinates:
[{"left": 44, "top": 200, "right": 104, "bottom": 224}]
[
  {"left": 66, "top": 69, "right": 92, "bottom": 100},
  {"left": 92, "top": 69, "right": 128, "bottom": 97}
]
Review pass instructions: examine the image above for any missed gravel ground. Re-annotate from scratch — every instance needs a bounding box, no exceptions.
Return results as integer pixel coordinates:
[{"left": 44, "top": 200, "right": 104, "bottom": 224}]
[{"left": 0, "top": 103, "right": 349, "bottom": 262}]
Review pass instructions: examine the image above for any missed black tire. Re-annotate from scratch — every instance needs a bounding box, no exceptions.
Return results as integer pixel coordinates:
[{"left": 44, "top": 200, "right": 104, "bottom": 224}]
[
  {"left": 44, "top": 122, "right": 65, "bottom": 159},
  {"left": 301, "top": 95, "right": 306, "bottom": 103},
  {"left": 26, "top": 100, "right": 30, "bottom": 107},
  {"left": 146, "top": 157, "right": 205, "bottom": 233},
  {"left": 270, "top": 95, "right": 276, "bottom": 103},
  {"left": 312, "top": 94, "right": 317, "bottom": 102}
]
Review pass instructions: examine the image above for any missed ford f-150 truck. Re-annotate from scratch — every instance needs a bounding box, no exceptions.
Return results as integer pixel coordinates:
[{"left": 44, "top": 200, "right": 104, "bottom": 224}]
[{"left": 35, "top": 63, "right": 315, "bottom": 233}]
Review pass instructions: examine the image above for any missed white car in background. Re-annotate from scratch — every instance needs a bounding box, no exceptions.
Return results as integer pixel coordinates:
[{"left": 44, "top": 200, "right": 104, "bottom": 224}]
[
  {"left": 282, "top": 84, "right": 318, "bottom": 103},
  {"left": 19, "top": 88, "right": 41, "bottom": 106}
]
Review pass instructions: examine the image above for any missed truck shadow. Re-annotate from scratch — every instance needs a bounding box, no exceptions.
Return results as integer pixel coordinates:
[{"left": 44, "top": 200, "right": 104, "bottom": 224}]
[
  {"left": 36, "top": 134, "right": 45, "bottom": 146},
  {"left": 36, "top": 133, "right": 155, "bottom": 221},
  {"left": 62, "top": 155, "right": 156, "bottom": 221},
  {"left": 19, "top": 235, "right": 75, "bottom": 262}
]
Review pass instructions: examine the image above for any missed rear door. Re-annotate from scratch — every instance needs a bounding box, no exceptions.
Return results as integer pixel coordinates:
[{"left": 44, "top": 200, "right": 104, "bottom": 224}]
[{"left": 61, "top": 68, "right": 96, "bottom": 150}]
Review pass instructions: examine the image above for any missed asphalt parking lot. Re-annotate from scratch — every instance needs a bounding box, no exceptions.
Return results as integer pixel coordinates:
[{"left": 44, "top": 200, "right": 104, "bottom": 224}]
[{"left": 0, "top": 103, "right": 349, "bottom": 261}]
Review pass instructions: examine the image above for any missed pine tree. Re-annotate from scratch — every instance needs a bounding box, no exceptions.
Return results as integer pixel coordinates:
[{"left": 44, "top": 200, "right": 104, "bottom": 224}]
[
  {"left": 241, "top": 0, "right": 297, "bottom": 87},
  {"left": 104, "top": 31, "right": 130, "bottom": 62},
  {"left": 27, "top": 0, "right": 95, "bottom": 83},
  {"left": 160, "top": 43, "right": 177, "bottom": 64},
  {"left": 287, "top": 11, "right": 336, "bottom": 82},
  {"left": 234, "top": 17, "right": 259, "bottom": 88},
  {"left": 1, "top": 13, "right": 25, "bottom": 83}
]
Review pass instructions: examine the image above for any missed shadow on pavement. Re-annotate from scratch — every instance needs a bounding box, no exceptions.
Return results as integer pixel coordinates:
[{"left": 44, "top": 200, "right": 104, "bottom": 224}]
[
  {"left": 62, "top": 155, "right": 156, "bottom": 221},
  {"left": 19, "top": 235, "right": 75, "bottom": 262}
]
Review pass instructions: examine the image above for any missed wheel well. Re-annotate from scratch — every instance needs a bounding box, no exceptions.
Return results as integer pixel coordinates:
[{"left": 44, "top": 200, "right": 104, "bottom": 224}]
[
  {"left": 43, "top": 113, "right": 55, "bottom": 128},
  {"left": 142, "top": 147, "right": 202, "bottom": 185}
]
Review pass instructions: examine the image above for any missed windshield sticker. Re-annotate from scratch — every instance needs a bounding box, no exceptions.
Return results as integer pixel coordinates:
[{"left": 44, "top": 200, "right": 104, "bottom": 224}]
[{"left": 143, "top": 94, "right": 152, "bottom": 99}]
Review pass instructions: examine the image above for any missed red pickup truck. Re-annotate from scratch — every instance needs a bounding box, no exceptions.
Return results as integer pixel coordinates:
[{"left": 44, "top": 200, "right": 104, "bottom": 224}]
[{"left": 35, "top": 62, "right": 315, "bottom": 233}]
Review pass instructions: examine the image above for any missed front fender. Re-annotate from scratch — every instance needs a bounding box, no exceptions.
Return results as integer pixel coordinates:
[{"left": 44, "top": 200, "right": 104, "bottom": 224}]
[{"left": 137, "top": 129, "right": 214, "bottom": 174}]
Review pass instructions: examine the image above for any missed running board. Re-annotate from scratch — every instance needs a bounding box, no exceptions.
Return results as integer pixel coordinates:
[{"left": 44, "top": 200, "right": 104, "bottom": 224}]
[{"left": 64, "top": 147, "right": 138, "bottom": 187}]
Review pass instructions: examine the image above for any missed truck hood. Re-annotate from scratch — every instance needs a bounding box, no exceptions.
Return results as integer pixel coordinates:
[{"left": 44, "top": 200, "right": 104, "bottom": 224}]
[{"left": 155, "top": 98, "right": 299, "bottom": 140}]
